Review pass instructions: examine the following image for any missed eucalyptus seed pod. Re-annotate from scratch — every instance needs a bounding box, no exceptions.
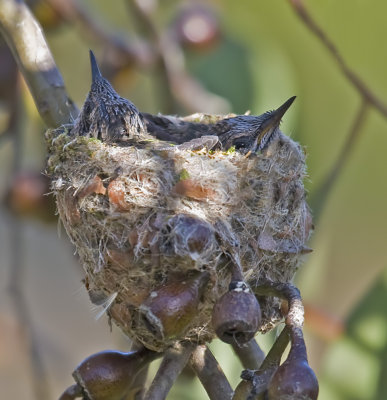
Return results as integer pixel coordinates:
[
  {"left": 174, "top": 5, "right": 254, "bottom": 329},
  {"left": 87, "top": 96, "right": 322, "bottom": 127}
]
[
  {"left": 212, "top": 281, "right": 261, "bottom": 345},
  {"left": 139, "top": 271, "right": 210, "bottom": 341},
  {"left": 71, "top": 348, "right": 160, "bottom": 400},
  {"left": 162, "top": 214, "right": 216, "bottom": 260},
  {"left": 267, "top": 326, "right": 319, "bottom": 400}
]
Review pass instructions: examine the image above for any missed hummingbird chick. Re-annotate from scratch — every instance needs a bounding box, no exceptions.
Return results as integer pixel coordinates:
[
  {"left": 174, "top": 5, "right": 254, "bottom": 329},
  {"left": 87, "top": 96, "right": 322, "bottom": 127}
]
[
  {"left": 215, "top": 96, "right": 296, "bottom": 154},
  {"left": 142, "top": 96, "right": 296, "bottom": 154},
  {"left": 72, "top": 50, "right": 145, "bottom": 142}
]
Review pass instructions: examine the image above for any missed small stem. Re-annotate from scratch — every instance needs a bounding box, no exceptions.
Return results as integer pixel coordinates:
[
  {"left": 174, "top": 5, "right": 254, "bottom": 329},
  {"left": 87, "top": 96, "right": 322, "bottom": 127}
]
[
  {"left": 232, "top": 339, "right": 265, "bottom": 370},
  {"left": 127, "top": 0, "right": 230, "bottom": 114},
  {"left": 143, "top": 342, "right": 195, "bottom": 400},
  {"left": 311, "top": 100, "right": 369, "bottom": 221},
  {"left": 126, "top": 0, "right": 177, "bottom": 113},
  {"left": 254, "top": 282, "right": 304, "bottom": 329},
  {"left": 47, "top": 0, "right": 154, "bottom": 68},
  {"left": 6, "top": 91, "right": 51, "bottom": 400},
  {"left": 190, "top": 345, "right": 233, "bottom": 400},
  {"left": 259, "top": 326, "right": 290, "bottom": 371},
  {"left": 0, "top": 0, "right": 78, "bottom": 127},
  {"left": 288, "top": 0, "right": 387, "bottom": 118},
  {"left": 232, "top": 327, "right": 290, "bottom": 400},
  {"left": 130, "top": 341, "right": 151, "bottom": 400}
]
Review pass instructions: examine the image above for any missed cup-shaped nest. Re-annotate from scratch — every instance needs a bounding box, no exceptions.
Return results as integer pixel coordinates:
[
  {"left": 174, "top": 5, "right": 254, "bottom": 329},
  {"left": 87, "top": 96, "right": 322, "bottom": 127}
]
[
  {"left": 46, "top": 114, "right": 311, "bottom": 351},
  {"left": 45, "top": 51, "right": 311, "bottom": 351}
]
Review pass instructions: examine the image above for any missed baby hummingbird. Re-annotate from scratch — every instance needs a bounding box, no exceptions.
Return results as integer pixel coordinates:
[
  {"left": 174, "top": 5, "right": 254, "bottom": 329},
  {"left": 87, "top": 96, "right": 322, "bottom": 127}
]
[
  {"left": 72, "top": 50, "right": 145, "bottom": 142},
  {"left": 215, "top": 96, "right": 296, "bottom": 154},
  {"left": 143, "top": 97, "right": 296, "bottom": 154}
]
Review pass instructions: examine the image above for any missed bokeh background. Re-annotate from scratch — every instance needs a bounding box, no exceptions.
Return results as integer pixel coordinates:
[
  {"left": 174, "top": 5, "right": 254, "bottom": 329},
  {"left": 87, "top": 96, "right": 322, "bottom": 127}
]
[{"left": 1, "top": 0, "right": 387, "bottom": 399}]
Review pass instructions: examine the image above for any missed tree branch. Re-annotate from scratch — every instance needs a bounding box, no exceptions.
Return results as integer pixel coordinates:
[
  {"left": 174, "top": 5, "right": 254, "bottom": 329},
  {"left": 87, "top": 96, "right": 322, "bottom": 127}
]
[
  {"left": 127, "top": 0, "right": 230, "bottom": 114},
  {"left": 311, "top": 100, "right": 369, "bottom": 220},
  {"left": 254, "top": 282, "right": 304, "bottom": 329},
  {"left": 189, "top": 345, "right": 234, "bottom": 400},
  {"left": 6, "top": 113, "right": 51, "bottom": 399},
  {"left": 231, "top": 339, "right": 265, "bottom": 370},
  {"left": 143, "top": 342, "right": 195, "bottom": 400},
  {"left": 0, "top": 0, "right": 78, "bottom": 127},
  {"left": 232, "top": 327, "right": 290, "bottom": 400},
  {"left": 46, "top": 0, "right": 154, "bottom": 69},
  {"left": 288, "top": 0, "right": 387, "bottom": 118}
]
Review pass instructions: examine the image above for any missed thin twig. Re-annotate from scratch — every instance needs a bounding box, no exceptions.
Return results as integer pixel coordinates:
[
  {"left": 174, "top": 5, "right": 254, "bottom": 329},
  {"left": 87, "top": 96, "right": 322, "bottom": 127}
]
[
  {"left": 127, "top": 0, "right": 175, "bottom": 113},
  {"left": 0, "top": 39, "right": 20, "bottom": 145},
  {"left": 127, "top": 0, "right": 230, "bottom": 114},
  {"left": 232, "top": 327, "right": 290, "bottom": 400},
  {"left": 0, "top": 0, "right": 78, "bottom": 127},
  {"left": 189, "top": 345, "right": 234, "bottom": 400},
  {"left": 6, "top": 101, "right": 51, "bottom": 399},
  {"left": 129, "top": 341, "right": 151, "bottom": 400},
  {"left": 231, "top": 339, "right": 265, "bottom": 370},
  {"left": 143, "top": 342, "right": 195, "bottom": 400},
  {"left": 46, "top": 0, "right": 154, "bottom": 68},
  {"left": 288, "top": 0, "right": 387, "bottom": 118},
  {"left": 254, "top": 282, "right": 304, "bottom": 329},
  {"left": 311, "top": 100, "right": 369, "bottom": 220}
]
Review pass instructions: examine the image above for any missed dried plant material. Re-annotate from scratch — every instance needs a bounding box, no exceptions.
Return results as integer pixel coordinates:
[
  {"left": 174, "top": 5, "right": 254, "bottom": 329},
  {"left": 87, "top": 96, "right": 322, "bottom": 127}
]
[
  {"left": 173, "top": 179, "right": 216, "bottom": 201},
  {"left": 78, "top": 175, "right": 106, "bottom": 199}
]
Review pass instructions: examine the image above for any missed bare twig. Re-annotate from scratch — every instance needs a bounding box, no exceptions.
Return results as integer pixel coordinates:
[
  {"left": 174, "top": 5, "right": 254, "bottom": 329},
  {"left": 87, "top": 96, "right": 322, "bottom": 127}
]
[
  {"left": 311, "top": 100, "right": 369, "bottom": 219},
  {"left": 0, "top": 0, "right": 78, "bottom": 127},
  {"left": 46, "top": 0, "right": 154, "bottom": 69},
  {"left": 143, "top": 342, "right": 195, "bottom": 400},
  {"left": 129, "top": 341, "right": 151, "bottom": 400},
  {"left": 288, "top": 0, "right": 387, "bottom": 118},
  {"left": 6, "top": 105, "right": 51, "bottom": 399},
  {"left": 232, "top": 339, "right": 265, "bottom": 370},
  {"left": 8, "top": 220, "right": 51, "bottom": 400},
  {"left": 0, "top": 39, "right": 20, "bottom": 145},
  {"left": 232, "top": 327, "right": 290, "bottom": 400},
  {"left": 254, "top": 282, "right": 304, "bottom": 329},
  {"left": 127, "top": 0, "right": 230, "bottom": 114},
  {"left": 127, "top": 0, "right": 175, "bottom": 113},
  {"left": 190, "top": 345, "right": 234, "bottom": 400}
]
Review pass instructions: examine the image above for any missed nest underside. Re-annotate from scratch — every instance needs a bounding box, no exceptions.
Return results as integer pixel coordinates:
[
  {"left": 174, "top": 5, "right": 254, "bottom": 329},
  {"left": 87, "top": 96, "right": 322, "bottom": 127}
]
[{"left": 46, "top": 117, "right": 311, "bottom": 351}]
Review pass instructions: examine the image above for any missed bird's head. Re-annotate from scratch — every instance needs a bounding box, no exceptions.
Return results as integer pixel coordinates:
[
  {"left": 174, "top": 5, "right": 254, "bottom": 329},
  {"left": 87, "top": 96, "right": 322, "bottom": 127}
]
[
  {"left": 72, "top": 50, "right": 144, "bottom": 141},
  {"left": 220, "top": 96, "right": 296, "bottom": 154}
]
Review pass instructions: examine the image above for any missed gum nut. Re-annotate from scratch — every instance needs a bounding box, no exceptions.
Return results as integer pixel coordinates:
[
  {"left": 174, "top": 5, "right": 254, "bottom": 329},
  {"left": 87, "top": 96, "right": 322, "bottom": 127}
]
[
  {"left": 72, "top": 348, "right": 159, "bottom": 400},
  {"left": 167, "top": 214, "right": 215, "bottom": 255},
  {"left": 212, "top": 281, "right": 261, "bottom": 345},
  {"left": 268, "top": 327, "right": 319, "bottom": 400},
  {"left": 140, "top": 271, "right": 210, "bottom": 339},
  {"left": 267, "top": 359, "right": 319, "bottom": 400}
]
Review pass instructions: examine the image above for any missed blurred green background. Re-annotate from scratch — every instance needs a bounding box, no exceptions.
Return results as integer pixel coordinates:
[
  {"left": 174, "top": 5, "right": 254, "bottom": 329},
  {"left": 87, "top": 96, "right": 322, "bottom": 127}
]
[{"left": 1, "top": 0, "right": 387, "bottom": 399}]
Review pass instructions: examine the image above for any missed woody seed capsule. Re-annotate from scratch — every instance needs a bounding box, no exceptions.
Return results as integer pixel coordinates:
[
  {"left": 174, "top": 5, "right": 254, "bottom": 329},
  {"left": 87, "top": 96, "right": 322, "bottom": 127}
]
[
  {"left": 139, "top": 271, "right": 210, "bottom": 341},
  {"left": 212, "top": 280, "right": 261, "bottom": 345},
  {"left": 70, "top": 348, "right": 160, "bottom": 400}
]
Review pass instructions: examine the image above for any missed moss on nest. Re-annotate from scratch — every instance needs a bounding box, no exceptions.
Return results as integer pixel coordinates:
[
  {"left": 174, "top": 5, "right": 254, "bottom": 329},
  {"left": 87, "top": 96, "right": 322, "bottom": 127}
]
[{"left": 45, "top": 113, "right": 311, "bottom": 351}]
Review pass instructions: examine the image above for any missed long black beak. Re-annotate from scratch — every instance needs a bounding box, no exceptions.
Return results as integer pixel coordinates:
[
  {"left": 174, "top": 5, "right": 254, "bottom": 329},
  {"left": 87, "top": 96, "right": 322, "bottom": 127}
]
[
  {"left": 89, "top": 50, "right": 103, "bottom": 83},
  {"left": 254, "top": 96, "right": 296, "bottom": 152},
  {"left": 261, "top": 96, "right": 296, "bottom": 132}
]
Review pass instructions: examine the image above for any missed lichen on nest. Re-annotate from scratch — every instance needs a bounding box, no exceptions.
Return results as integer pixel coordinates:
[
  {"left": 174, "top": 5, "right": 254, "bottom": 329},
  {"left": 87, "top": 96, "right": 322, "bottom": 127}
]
[{"left": 45, "top": 52, "right": 312, "bottom": 352}]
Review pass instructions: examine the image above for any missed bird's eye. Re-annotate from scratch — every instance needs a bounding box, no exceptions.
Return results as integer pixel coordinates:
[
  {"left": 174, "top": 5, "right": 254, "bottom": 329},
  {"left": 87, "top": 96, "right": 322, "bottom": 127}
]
[{"left": 233, "top": 138, "right": 249, "bottom": 150}]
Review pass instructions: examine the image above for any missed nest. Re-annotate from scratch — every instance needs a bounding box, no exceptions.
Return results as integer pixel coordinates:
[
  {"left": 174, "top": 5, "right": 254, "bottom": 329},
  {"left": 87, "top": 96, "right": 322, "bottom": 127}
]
[{"left": 45, "top": 113, "right": 311, "bottom": 351}]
